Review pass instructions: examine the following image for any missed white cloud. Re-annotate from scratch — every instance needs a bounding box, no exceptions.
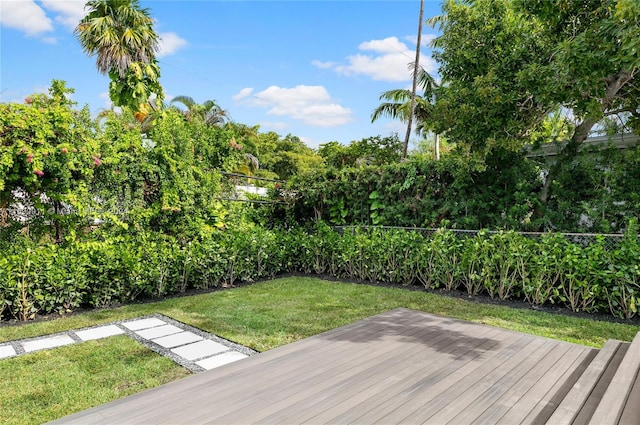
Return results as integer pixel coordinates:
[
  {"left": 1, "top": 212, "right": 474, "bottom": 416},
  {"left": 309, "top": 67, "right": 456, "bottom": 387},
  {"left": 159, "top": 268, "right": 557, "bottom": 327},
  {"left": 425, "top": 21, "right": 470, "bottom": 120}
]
[
  {"left": 311, "top": 60, "right": 337, "bottom": 69},
  {"left": 314, "top": 36, "right": 437, "bottom": 82},
  {"left": 157, "top": 32, "right": 188, "bottom": 57},
  {"left": 40, "top": 0, "right": 87, "bottom": 30},
  {"left": 235, "top": 85, "right": 353, "bottom": 127},
  {"left": 232, "top": 87, "right": 253, "bottom": 100},
  {"left": 0, "top": 0, "right": 53, "bottom": 36},
  {"left": 2, "top": 1, "right": 187, "bottom": 57},
  {"left": 300, "top": 136, "right": 320, "bottom": 149}
]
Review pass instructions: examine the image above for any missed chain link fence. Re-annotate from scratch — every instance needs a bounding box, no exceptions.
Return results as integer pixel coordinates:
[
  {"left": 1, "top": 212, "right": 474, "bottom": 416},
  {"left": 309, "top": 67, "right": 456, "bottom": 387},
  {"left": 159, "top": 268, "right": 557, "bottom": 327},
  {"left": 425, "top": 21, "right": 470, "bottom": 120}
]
[{"left": 332, "top": 225, "right": 628, "bottom": 250}]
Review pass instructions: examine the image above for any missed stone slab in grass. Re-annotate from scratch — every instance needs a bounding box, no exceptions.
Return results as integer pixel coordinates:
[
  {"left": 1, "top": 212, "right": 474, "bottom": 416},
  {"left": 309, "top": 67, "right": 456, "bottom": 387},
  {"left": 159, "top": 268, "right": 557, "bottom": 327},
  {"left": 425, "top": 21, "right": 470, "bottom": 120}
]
[
  {"left": 136, "top": 324, "right": 183, "bottom": 340},
  {"left": 152, "top": 331, "right": 202, "bottom": 348},
  {"left": 23, "top": 334, "right": 75, "bottom": 352},
  {"left": 196, "top": 351, "right": 248, "bottom": 370},
  {"left": 171, "top": 340, "right": 228, "bottom": 361},
  {"left": 121, "top": 317, "right": 167, "bottom": 331},
  {"left": 0, "top": 345, "right": 16, "bottom": 359},
  {"left": 75, "top": 325, "right": 125, "bottom": 341}
]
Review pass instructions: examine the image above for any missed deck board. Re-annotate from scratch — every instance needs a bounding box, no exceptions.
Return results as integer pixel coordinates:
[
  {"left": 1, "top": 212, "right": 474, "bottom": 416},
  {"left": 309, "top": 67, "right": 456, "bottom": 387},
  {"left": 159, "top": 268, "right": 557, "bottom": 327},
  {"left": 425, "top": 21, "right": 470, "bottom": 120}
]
[
  {"left": 231, "top": 324, "right": 469, "bottom": 423},
  {"left": 495, "top": 345, "right": 593, "bottom": 425},
  {"left": 51, "top": 308, "right": 615, "bottom": 425},
  {"left": 468, "top": 341, "right": 575, "bottom": 425},
  {"left": 618, "top": 364, "right": 640, "bottom": 425},
  {"left": 589, "top": 332, "right": 640, "bottom": 424}
]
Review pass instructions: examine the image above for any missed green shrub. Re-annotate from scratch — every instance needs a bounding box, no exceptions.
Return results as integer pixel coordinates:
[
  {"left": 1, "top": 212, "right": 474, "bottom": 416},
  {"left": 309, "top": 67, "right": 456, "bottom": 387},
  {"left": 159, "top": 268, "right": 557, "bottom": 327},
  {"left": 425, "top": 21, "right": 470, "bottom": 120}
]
[
  {"left": 2, "top": 223, "right": 639, "bottom": 321},
  {"left": 604, "top": 221, "right": 640, "bottom": 319},
  {"left": 524, "top": 233, "right": 565, "bottom": 306},
  {"left": 483, "top": 232, "right": 531, "bottom": 300}
]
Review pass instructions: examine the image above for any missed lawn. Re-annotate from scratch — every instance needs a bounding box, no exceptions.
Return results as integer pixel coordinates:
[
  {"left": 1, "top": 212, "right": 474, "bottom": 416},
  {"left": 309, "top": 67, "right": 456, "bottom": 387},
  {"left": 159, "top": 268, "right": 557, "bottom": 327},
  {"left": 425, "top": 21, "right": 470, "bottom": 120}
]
[
  {"left": 0, "top": 336, "right": 189, "bottom": 425},
  {"left": 1, "top": 276, "right": 638, "bottom": 424}
]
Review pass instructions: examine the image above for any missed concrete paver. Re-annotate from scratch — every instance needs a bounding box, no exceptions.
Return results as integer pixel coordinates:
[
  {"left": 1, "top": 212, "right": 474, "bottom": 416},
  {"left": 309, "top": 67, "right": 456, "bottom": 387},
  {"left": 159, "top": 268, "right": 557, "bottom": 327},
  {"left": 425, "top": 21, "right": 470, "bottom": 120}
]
[
  {"left": 1, "top": 314, "right": 257, "bottom": 373},
  {"left": 152, "top": 331, "right": 203, "bottom": 348},
  {"left": 171, "top": 340, "right": 228, "bottom": 361},
  {"left": 135, "top": 324, "right": 182, "bottom": 340},
  {"left": 121, "top": 318, "right": 167, "bottom": 331},
  {"left": 23, "top": 334, "right": 75, "bottom": 352},
  {"left": 75, "top": 325, "right": 125, "bottom": 341},
  {"left": 196, "top": 351, "right": 248, "bottom": 370},
  {"left": 0, "top": 345, "right": 16, "bottom": 359}
]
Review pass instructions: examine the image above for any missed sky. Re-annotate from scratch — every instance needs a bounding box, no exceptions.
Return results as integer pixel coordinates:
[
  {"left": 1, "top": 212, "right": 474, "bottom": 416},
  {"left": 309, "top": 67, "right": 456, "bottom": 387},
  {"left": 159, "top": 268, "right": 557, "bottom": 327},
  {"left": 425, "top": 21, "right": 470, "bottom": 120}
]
[{"left": 1, "top": 0, "right": 444, "bottom": 149}]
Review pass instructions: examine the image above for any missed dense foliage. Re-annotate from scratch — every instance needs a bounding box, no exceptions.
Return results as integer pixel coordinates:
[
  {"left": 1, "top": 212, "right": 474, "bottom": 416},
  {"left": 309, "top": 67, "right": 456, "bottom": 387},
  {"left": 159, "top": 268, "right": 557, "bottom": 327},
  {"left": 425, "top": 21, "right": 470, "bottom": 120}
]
[
  {"left": 0, "top": 83, "right": 249, "bottom": 242},
  {"left": 1, "top": 223, "right": 638, "bottom": 321},
  {"left": 262, "top": 141, "right": 640, "bottom": 233},
  {"left": 318, "top": 135, "right": 403, "bottom": 169},
  {"left": 0, "top": 81, "right": 102, "bottom": 242},
  {"left": 428, "top": 0, "right": 640, "bottom": 206},
  {"left": 227, "top": 125, "right": 324, "bottom": 180}
]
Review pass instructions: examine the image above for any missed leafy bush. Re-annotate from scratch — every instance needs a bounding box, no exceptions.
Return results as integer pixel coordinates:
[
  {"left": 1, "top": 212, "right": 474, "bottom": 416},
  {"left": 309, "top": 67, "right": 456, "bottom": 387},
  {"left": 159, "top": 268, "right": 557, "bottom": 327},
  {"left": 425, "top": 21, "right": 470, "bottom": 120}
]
[
  {"left": 268, "top": 149, "right": 542, "bottom": 231},
  {"left": 524, "top": 233, "right": 565, "bottom": 306},
  {"left": 2, "top": 223, "right": 640, "bottom": 321},
  {"left": 0, "top": 81, "right": 102, "bottom": 242},
  {"left": 604, "top": 221, "right": 640, "bottom": 319}
]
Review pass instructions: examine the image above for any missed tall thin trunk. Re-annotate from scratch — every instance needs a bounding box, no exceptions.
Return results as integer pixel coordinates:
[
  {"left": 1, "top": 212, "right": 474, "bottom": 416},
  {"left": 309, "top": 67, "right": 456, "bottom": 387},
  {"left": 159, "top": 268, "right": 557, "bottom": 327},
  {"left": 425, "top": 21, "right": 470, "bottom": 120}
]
[{"left": 403, "top": 0, "right": 424, "bottom": 161}]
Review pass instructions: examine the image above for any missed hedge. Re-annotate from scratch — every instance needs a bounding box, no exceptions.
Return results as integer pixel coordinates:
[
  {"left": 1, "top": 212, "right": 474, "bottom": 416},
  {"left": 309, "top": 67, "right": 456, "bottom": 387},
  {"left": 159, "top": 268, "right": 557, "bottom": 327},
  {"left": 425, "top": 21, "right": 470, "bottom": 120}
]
[{"left": 1, "top": 222, "right": 639, "bottom": 321}]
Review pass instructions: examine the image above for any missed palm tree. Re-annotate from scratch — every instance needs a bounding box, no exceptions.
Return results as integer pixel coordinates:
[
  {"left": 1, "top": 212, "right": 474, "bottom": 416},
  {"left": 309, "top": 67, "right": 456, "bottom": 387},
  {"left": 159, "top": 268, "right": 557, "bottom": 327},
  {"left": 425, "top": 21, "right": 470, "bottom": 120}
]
[
  {"left": 75, "top": 0, "right": 162, "bottom": 112},
  {"left": 75, "top": 0, "right": 159, "bottom": 79},
  {"left": 170, "top": 96, "right": 229, "bottom": 126},
  {"left": 233, "top": 153, "right": 260, "bottom": 176},
  {"left": 371, "top": 65, "right": 438, "bottom": 138}
]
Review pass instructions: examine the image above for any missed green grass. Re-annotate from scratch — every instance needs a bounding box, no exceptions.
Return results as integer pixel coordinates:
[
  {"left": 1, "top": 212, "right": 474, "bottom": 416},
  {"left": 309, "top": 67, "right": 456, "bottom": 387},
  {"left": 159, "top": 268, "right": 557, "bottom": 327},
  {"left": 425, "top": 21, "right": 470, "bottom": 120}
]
[
  {"left": 2, "top": 277, "right": 638, "bottom": 350},
  {"left": 1, "top": 276, "right": 639, "bottom": 423},
  {"left": 0, "top": 335, "right": 189, "bottom": 425}
]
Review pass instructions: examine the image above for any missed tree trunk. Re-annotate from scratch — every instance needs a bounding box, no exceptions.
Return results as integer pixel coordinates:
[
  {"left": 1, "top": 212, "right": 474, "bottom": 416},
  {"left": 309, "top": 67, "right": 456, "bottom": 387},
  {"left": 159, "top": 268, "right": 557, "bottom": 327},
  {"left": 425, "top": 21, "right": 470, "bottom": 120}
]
[
  {"left": 403, "top": 0, "right": 424, "bottom": 161},
  {"left": 538, "top": 115, "right": 597, "bottom": 205},
  {"left": 536, "top": 70, "right": 633, "bottom": 227}
]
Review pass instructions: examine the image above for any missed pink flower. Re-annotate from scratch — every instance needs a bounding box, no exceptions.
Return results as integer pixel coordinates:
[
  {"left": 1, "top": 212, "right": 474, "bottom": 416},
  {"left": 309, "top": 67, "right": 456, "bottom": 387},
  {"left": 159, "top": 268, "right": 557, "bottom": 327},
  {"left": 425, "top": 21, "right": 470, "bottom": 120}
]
[
  {"left": 27, "top": 153, "right": 34, "bottom": 163},
  {"left": 34, "top": 170, "right": 44, "bottom": 177},
  {"left": 61, "top": 147, "right": 68, "bottom": 154},
  {"left": 93, "top": 156, "right": 101, "bottom": 166}
]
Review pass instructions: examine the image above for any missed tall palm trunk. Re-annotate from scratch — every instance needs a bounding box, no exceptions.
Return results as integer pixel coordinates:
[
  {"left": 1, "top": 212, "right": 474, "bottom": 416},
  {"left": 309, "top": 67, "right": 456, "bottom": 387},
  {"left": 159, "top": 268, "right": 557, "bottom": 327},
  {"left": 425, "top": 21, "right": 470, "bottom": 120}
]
[{"left": 403, "top": 0, "right": 424, "bottom": 160}]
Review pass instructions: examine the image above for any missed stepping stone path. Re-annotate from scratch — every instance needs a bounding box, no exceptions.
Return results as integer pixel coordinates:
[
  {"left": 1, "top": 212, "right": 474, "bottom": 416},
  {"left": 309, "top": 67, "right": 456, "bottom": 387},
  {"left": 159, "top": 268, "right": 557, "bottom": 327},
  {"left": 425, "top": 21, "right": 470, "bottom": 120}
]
[{"left": 0, "top": 314, "right": 257, "bottom": 373}]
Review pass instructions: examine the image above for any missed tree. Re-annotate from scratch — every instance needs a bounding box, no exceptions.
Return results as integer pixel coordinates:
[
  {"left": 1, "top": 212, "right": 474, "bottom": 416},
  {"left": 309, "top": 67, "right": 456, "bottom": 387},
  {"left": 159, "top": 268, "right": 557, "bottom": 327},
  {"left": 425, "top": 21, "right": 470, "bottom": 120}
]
[
  {"left": 319, "top": 135, "right": 403, "bottom": 169},
  {"left": 371, "top": 66, "right": 438, "bottom": 139},
  {"left": 93, "top": 108, "right": 244, "bottom": 236},
  {"left": 0, "top": 81, "right": 101, "bottom": 241},
  {"left": 224, "top": 127, "right": 324, "bottom": 180},
  {"left": 429, "top": 0, "right": 640, "bottom": 211},
  {"left": 75, "top": 0, "right": 163, "bottom": 112},
  {"left": 170, "top": 96, "right": 229, "bottom": 126},
  {"left": 403, "top": 0, "right": 425, "bottom": 160}
]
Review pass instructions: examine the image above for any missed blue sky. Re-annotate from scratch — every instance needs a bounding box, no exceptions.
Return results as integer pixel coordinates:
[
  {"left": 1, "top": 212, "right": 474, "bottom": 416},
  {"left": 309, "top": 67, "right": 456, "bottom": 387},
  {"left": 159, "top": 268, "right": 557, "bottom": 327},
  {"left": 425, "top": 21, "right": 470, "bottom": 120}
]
[{"left": 1, "top": 0, "right": 443, "bottom": 149}]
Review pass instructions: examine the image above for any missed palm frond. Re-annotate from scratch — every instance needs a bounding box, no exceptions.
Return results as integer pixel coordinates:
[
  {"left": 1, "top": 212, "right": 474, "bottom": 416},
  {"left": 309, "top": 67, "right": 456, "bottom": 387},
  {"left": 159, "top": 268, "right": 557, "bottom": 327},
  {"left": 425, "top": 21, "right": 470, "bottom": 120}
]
[
  {"left": 171, "top": 95, "right": 196, "bottom": 109},
  {"left": 371, "top": 102, "right": 411, "bottom": 123},
  {"left": 378, "top": 89, "right": 413, "bottom": 102}
]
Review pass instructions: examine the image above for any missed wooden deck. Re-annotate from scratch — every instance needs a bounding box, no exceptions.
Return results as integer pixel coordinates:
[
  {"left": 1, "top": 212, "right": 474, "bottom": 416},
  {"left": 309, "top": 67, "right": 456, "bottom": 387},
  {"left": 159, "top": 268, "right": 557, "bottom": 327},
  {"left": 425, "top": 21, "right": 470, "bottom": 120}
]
[{"left": 51, "top": 308, "right": 640, "bottom": 424}]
